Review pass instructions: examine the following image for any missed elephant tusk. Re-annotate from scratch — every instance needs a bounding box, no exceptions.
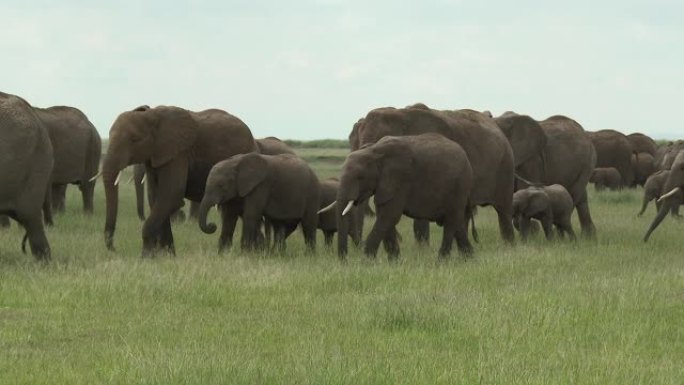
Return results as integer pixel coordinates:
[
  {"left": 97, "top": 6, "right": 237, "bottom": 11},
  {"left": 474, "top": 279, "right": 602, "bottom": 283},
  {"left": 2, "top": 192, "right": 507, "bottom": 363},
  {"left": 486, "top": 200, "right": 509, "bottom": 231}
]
[
  {"left": 89, "top": 171, "right": 102, "bottom": 182},
  {"left": 114, "top": 171, "right": 122, "bottom": 186},
  {"left": 342, "top": 200, "right": 354, "bottom": 216},
  {"left": 317, "top": 201, "right": 336, "bottom": 215},
  {"left": 141, "top": 174, "right": 146, "bottom": 184},
  {"left": 657, "top": 187, "right": 681, "bottom": 202}
]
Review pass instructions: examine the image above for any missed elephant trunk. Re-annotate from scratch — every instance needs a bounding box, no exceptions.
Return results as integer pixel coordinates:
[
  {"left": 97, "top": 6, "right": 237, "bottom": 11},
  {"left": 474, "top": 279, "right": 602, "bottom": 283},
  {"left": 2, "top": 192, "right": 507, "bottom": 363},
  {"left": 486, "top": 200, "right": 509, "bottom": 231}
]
[
  {"left": 198, "top": 196, "right": 218, "bottom": 234},
  {"left": 644, "top": 199, "right": 672, "bottom": 242},
  {"left": 337, "top": 198, "right": 351, "bottom": 258},
  {"left": 135, "top": 173, "right": 145, "bottom": 221},
  {"left": 103, "top": 165, "right": 120, "bottom": 251}
]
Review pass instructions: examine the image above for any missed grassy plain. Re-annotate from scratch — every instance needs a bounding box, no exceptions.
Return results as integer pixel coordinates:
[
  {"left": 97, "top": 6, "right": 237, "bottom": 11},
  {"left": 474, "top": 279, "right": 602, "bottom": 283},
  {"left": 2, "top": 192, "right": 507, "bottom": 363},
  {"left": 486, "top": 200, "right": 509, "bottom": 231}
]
[{"left": 0, "top": 147, "right": 683, "bottom": 384}]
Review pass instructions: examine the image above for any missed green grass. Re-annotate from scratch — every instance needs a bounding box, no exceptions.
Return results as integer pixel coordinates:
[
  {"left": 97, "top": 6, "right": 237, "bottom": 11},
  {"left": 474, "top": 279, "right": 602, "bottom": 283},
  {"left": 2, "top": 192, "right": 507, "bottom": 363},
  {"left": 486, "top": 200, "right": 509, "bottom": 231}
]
[{"left": 1, "top": 151, "right": 683, "bottom": 384}]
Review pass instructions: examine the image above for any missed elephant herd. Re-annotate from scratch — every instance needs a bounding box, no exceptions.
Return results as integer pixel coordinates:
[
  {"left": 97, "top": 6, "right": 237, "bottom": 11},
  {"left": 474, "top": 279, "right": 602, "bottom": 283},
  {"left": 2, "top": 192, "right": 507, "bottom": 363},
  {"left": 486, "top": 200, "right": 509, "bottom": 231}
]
[{"left": 0, "top": 91, "right": 680, "bottom": 262}]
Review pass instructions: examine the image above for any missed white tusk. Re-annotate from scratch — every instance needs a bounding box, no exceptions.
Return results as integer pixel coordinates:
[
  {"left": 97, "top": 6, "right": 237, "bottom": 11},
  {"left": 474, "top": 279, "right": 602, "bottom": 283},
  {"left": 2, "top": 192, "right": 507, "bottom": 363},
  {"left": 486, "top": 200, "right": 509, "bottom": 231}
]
[
  {"left": 141, "top": 174, "right": 146, "bottom": 184},
  {"left": 114, "top": 171, "right": 122, "bottom": 186},
  {"left": 88, "top": 171, "right": 102, "bottom": 182},
  {"left": 317, "top": 201, "right": 337, "bottom": 215},
  {"left": 657, "top": 187, "right": 680, "bottom": 202},
  {"left": 342, "top": 200, "right": 354, "bottom": 216}
]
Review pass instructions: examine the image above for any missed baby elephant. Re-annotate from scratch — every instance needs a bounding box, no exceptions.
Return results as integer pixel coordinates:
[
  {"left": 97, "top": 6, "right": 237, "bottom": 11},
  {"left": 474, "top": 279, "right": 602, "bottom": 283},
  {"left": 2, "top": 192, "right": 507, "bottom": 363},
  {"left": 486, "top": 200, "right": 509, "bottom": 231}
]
[
  {"left": 512, "top": 184, "right": 576, "bottom": 241},
  {"left": 590, "top": 167, "right": 623, "bottom": 191},
  {"left": 638, "top": 170, "right": 681, "bottom": 217},
  {"left": 198, "top": 153, "right": 320, "bottom": 252}
]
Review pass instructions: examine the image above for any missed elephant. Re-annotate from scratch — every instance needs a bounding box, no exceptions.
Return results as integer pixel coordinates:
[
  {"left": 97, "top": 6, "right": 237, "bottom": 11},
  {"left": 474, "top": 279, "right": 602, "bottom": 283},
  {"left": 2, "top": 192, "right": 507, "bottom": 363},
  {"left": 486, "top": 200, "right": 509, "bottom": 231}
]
[
  {"left": 587, "top": 129, "right": 636, "bottom": 188},
  {"left": 34, "top": 106, "right": 101, "bottom": 216},
  {"left": 631, "top": 152, "right": 656, "bottom": 187},
  {"left": 495, "top": 113, "right": 597, "bottom": 238},
  {"left": 589, "top": 167, "right": 623, "bottom": 191},
  {"left": 353, "top": 105, "right": 514, "bottom": 247},
  {"left": 102, "top": 105, "right": 257, "bottom": 256},
  {"left": 331, "top": 133, "right": 474, "bottom": 260},
  {"left": 655, "top": 140, "right": 684, "bottom": 170},
  {"left": 0, "top": 91, "right": 53, "bottom": 260},
  {"left": 645, "top": 150, "right": 684, "bottom": 241},
  {"left": 198, "top": 152, "right": 320, "bottom": 252},
  {"left": 512, "top": 184, "right": 576, "bottom": 241},
  {"left": 626, "top": 133, "right": 657, "bottom": 157},
  {"left": 256, "top": 136, "right": 297, "bottom": 156},
  {"left": 637, "top": 170, "right": 681, "bottom": 217},
  {"left": 132, "top": 163, "right": 195, "bottom": 222},
  {"left": 317, "top": 178, "right": 360, "bottom": 248}
]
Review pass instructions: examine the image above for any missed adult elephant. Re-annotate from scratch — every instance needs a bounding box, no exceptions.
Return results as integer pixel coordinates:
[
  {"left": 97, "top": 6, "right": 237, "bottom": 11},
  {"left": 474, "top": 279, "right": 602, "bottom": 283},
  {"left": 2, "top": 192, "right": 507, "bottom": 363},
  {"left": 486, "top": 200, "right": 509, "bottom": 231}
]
[
  {"left": 256, "top": 136, "right": 296, "bottom": 156},
  {"left": 631, "top": 152, "right": 656, "bottom": 187},
  {"left": 497, "top": 113, "right": 597, "bottom": 237},
  {"left": 0, "top": 92, "right": 53, "bottom": 259},
  {"left": 644, "top": 150, "right": 684, "bottom": 241},
  {"left": 587, "top": 129, "right": 636, "bottom": 188},
  {"left": 34, "top": 106, "right": 101, "bottom": 215},
  {"left": 656, "top": 140, "right": 684, "bottom": 170},
  {"left": 102, "top": 105, "right": 257, "bottom": 256},
  {"left": 349, "top": 105, "right": 515, "bottom": 249},
  {"left": 132, "top": 163, "right": 194, "bottom": 222},
  {"left": 627, "top": 133, "right": 657, "bottom": 157}
]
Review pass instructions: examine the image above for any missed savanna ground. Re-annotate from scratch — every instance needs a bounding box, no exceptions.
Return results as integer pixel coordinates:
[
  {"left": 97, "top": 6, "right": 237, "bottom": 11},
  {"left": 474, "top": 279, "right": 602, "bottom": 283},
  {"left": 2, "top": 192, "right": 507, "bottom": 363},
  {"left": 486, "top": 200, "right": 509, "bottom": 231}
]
[{"left": 1, "top": 146, "right": 683, "bottom": 384}]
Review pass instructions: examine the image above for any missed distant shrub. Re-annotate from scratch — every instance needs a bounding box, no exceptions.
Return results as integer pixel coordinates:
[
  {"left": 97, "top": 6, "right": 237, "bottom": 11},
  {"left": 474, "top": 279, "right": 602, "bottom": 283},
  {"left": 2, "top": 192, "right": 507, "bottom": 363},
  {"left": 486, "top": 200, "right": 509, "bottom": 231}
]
[{"left": 284, "top": 139, "right": 349, "bottom": 149}]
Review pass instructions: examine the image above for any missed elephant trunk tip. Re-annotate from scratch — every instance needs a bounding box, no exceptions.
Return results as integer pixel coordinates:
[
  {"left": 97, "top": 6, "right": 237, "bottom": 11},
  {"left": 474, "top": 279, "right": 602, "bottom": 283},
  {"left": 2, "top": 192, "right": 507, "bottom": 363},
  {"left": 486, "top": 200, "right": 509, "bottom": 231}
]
[{"left": 201, "top": 222, "right": 217, "bottom": 234}]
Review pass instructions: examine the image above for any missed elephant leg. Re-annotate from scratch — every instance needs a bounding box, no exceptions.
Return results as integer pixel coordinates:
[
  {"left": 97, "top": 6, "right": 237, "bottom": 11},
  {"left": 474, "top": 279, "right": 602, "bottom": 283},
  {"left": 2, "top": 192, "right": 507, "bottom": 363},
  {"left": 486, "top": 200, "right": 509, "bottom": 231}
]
[
  {"left": 540, "top": 215, "right": 554, "bottom": 241},
  {"left": 281, "top": 222, "right": 299, "bottom": 253},
  {"left": 382, "top": 226, "right": 400, "bottom": 261},
  {"left": 17, "top": 211, "right": 50, "bottom": 261},
  {"left": 240, "top": 201, "right": 264, "bottom": 251},
  {"left": 365, "top": 203, "right": 403, "bottom": 259},
  {"left": 218, "top": 202, "right": 241, "bottom": 252},
  {"left": 51, "top": 184, "right": 67, "bottom": 213},
  {"left": 42, "top": 187, "right": 53, "bottom": 227},
  {"left": 559, "top": 219, "right": 576, "bottom": 241},
  {"left": 79, "top": 180, "right": 96, "bottom": 214},
  {"left": 351, "top": 204, "right": 364, "bottom": 247},
  {"left": 492, "top": 200, "right": 515, "bottom": 244},
  {"left": 301, "top": 203, "right": 318, "bottom": 253},
  {"left": 573, "top": 189, "right": 596, "bottom": 238},
  {"left": 413, "top": 219, "right": 430, "bottom": 245},
  {"left": 323, "top": 231, "right": 334, "bottom": 248},
  {"left": 519, "top": 216, "right": 532, "bottom": 241},
  {"left": 263, "top": 218, "right": 273, "bottom": 248},
  {"left": 158, "top": 217, "right": 175, "bottom": 255}
]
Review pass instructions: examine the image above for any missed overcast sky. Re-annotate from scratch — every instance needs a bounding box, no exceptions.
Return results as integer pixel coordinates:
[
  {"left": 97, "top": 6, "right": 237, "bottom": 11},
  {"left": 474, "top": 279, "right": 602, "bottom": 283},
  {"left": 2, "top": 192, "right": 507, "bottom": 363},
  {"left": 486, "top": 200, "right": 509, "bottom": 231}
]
[{"left": 3, "top": 1, "right": 682, "bottom": 140}]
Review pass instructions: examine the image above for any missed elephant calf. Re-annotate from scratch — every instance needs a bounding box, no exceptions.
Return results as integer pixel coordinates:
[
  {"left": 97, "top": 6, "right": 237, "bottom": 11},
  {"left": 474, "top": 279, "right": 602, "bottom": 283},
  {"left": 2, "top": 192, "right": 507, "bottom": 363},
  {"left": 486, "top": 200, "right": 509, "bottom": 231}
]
[
  {"left": 590, "top": 167, "right": 623, "bottom": 191},
  {"left": 512, "top": 184, "right": 576, "bottom": 241},
  {"left": 638, "top": 170, "right": 681, "bottom": 217},
  {"left": 198, "top": 153, "right": 320, "bottom": 253},
  {"left": 333, "top": 133, "right": 474, "bottom": 260}
]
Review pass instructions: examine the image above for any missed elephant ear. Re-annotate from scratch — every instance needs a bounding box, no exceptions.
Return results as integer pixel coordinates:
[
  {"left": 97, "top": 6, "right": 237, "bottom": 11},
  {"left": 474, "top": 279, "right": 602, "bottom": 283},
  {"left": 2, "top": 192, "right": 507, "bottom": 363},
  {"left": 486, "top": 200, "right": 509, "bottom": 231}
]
[
  {"left": 374, "top": 140, "right": 413, "bottom": 206},
  {"left": 150, "top": 107, "right": 198, "bottom": 168},
  {"left": 237, "top": 154, "right": 268, "bottom": 197}
]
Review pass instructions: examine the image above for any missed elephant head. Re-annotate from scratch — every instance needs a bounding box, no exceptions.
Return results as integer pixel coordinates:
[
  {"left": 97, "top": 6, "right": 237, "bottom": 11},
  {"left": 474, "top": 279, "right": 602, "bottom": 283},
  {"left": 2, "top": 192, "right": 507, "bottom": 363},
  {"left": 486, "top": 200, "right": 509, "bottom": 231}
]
[
  {"left": 511, "top": 187, "right": 548, "bottom": 231},
  {"left": 336, "top": 137, "right": 412, "bottom": 256},
  {"left": 494, "top": 112, "right": 548, "bottom": 171},
  {"left": 644, "top": 150, "right": 684, "bottom": 241},
  {"left": 103, "top": 106, "right": 198, "bottom": 250},
  {"left": 197, "top": 153, "right": 268, "bottom": 234}
]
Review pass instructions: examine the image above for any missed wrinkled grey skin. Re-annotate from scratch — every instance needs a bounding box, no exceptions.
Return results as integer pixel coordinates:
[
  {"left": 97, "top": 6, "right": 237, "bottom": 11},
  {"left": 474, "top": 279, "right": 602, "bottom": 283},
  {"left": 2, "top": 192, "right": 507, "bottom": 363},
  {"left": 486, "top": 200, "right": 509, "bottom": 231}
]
[
  {"left": 655, "top": 140, "right": 684, "bottom": 170},
  {"left": 631, "top": 152, "right": 656, "bottom": 187},
  {"left": 626, "top": 133, "right": 657, "bottom": 157},
  {"left": 644, "top": 151, "right": 684, "bottom": 241},
  {"left": 589, "top": 167, "right": 623, "bottom": 191},
  {"left": 336, "top": 134, "right": 474, "bottom": 260},
  {"left": 587, "top": 129, "right": 636, "bottom": 188},
  {"left": 132, "top": 163, "right": 191, "bottom": 223},
  {"left": 35, "top": 106, "right": 101, "bottom": 216},
  {"left": 512, "top": 184, "right": 576, "bottom": 241},
  {"left": 318, "top": 178, "right": 360, "bottom": 248},
  {"left": 198, "top": 153, "right": 319, "bottom": 253},
  {"left": 0, "top": 91, "right": 54, "bottom": 260},
  {"left": 353, "top": 105, "right": 514, "bottom": 247},
  {"left": 637, "top": 170, "right": 681, "bottom": 217},
  {"left": 103, "top": 105, "right": 257, "bottom": 256},
  {"left": 511, "top": 115, "right": 597, "bottom": 238}
]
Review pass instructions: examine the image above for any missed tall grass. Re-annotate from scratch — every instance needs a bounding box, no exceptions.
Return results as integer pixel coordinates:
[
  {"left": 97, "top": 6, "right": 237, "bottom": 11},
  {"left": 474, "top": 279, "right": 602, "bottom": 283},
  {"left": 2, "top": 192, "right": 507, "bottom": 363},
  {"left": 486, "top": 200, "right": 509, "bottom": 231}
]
[{"left": 0, "top": 156, "right": 682, "bottom": 384}]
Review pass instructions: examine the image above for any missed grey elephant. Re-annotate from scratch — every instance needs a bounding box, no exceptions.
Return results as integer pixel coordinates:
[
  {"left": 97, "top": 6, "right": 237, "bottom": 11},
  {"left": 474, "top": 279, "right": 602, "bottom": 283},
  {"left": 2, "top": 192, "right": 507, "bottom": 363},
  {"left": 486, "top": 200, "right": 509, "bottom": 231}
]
[
  {"left": 496, "top": 113, "right": 597, "bottom": 238},
  {"left": 637, "top": 170, "right": 681, "bottom": 217},
  {"left": 35, "top": 106, "right": 101, "bottom": 216},
  {"left": 587, "top": 129, "right": 636, "bottom": 188},
  {"left": 353, "top": 105, "right": 514, "bottom": 248},
  {"left": 102, "top": 105, "right": 257, "bottom": 256},
  {"left": 590, "top": 167, "right": 623, "bottom": 191},
  {"left": 644, "top": 151, "right": 684, "bottom": 241},
  {"left": 333, "top": 133, "right": 474, "bottom": 260},
  {"left": 316, "top": 178, "right": 360, "bottom": 248},
  {"left": 512, "top": 184, "right": 576, "bottom": 241},
  {"left": 132, "top": 163, "right": 193, "bottom": 222},
  {"left": 627, "top": 133, "right": 657, "bottom": 157},
  {"left": 0, "top": 91, "right": 53, "bottom": 259},
  {"left": 198, "top": 153, "right": 320, "bottom": 252},
  {"left": 631, "top": 152, "right": 656, "bottom": 187}
]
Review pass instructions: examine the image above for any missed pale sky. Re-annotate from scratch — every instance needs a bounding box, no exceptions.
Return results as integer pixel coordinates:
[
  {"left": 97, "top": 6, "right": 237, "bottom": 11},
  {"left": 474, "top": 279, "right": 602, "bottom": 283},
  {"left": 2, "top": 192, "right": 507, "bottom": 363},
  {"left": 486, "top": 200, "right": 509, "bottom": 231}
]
[{"left": 3, "top": 1, "right": 682, "bottom": 140}]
